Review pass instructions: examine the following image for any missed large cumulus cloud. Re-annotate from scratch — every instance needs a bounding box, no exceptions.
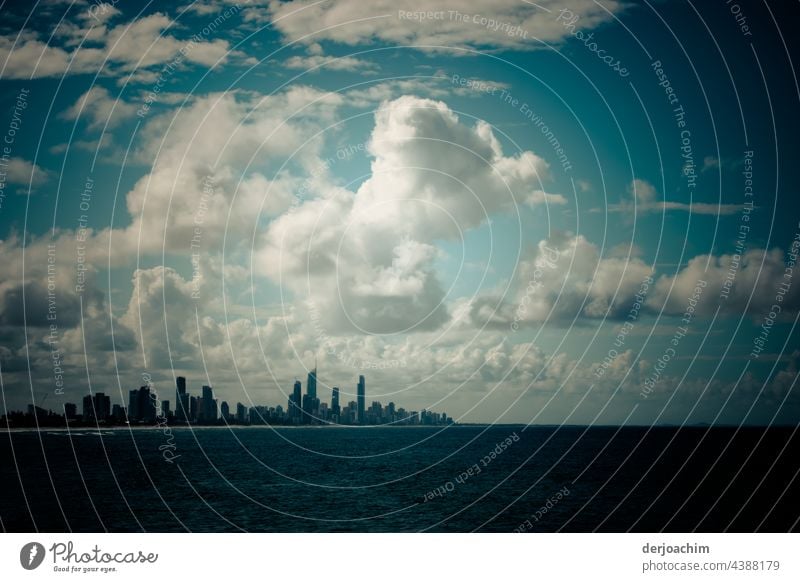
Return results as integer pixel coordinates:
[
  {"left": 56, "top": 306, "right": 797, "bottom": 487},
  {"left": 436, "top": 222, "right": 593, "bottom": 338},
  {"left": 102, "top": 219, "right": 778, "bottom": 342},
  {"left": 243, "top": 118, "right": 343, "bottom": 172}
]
[{"left": 258, "top": 95, "right": 564, "bottom": 335}]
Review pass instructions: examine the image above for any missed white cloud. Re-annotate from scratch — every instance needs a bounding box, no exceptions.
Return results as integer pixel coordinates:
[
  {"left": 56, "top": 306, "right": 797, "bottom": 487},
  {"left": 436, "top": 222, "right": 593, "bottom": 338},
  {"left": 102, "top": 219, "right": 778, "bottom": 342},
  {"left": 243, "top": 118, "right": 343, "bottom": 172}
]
[
  {"left": 525, "top": 189, "right": 567, "bottom": 207},
  {"left": 119, "top": 266, "right": 204, "bottom": 368},
  {"left": 61, "top": 86, "right": 138, "bottom": 130},
  {"left": 343, "top": 77, "right": 484, "bottom": 107},
  {"left": 178, "top": 1, "right": 224, "bottom": 16},
  {"left": 264, "top": 0, "right": 624, "bottom": 52},
  {"left": 658, "top": 202, "right": 743, "bottom": 215},
  {"left": 104, "top": 13, "right": 232, "bottom": 69},
  {"left": 602, "top": 178, "right": 744, "bottom": 216},
  {"left": 79, "top": 86, "right": 344, "bottom": 265},
  {"left": 648, "top": 247, "right": 800, "bottom": 318},
  {"left": 284, "top": 53, "right": 378, "bottom": 72},
  {"left": 471, "top": 231, "right": 800, "bottom": 328},
  {"left": 0, "top": 231, "right": 128, "bottom": 368},
  {"left": 356, "top": 96, "right": 553, "bottom": 235},
  {"left": 0, "top": 37, "right": 83, "bottom": 79},
  {"left": 470, "top": 233, "right": 654, "bottom": 325},
  {"left": 3, "top": 157, "right": 53, "bottom": 188},
  {"left": 258, "top": 95, "right": 561, "bottom": 335},
  {"left": 0, "top": 12, "right": 240, "bottom": 80},
  {"left": 49, "top": 133, "right": 116, "bottom": 156},
  {"left": 631, "top": 177, "right": 657, "bottom": 204}
]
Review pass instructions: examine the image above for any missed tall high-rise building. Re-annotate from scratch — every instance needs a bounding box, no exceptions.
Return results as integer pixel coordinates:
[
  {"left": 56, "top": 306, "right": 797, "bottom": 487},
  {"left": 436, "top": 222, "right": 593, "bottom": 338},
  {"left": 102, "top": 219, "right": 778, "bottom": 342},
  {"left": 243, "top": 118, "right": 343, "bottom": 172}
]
[
  {"left": 369, "top": 401, "right": 383, "bottom": 424},
  {"left": 161, "top": 400, "right": 170, "bottom": 419},
  {"left": 139, "top": 386, "right": 156, "bottom": 423},
  {"left": 220, "top": 401, "right": 230, "bottom": 422},
  {"left": 301, "top": 394, "right": 312, "bottom": 424},
  {"left": 63, "top": 402, "right": 77, "bottom": 420},
  {"left": 189, "top": 395, "right": 199, "bottom": 423},
  {"left": 236, "top": 402, "right": 247, "bottom": 424},
  {"left": 96, "top": 393, "right": 111, "bottom": 421},
  {"left": 307, "top": 367, "right": 317, "bottom": 400},
  {"left": 290, "top": 380, "right": 302, "bottom": 422},
  {"left": 303, "top": 368, "right": 318, "bottom": 423},
  {"left": 82, "top": 395, "right": 94, "bottom": 421},
  {"left": 331, "top": 387, "right": 340, "bottom": 418},
  {"left": 357, "top": 375, "right": 365, "bottom": 424},
  {"left": 128, "top": 389, "right": 139, "bottom": 421},
  {"left": 111, "top": 404, "right": 125, "bottom": 423},
  {"left": 176, "top": 376, "right": 188, "bottom": 422},
  {"left": 82, "top": 393, "right": 110, "bottom": 422},
  {"left": 200, "top": 385, "right": 216, "bottom": 424}
]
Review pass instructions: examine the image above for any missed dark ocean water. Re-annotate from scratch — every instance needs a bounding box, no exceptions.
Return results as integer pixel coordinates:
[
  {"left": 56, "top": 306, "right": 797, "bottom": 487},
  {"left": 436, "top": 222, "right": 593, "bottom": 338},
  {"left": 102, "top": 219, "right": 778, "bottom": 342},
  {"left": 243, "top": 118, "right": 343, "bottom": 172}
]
[{"left": 1, "top": 425, "right": 798, "bottom": 532}]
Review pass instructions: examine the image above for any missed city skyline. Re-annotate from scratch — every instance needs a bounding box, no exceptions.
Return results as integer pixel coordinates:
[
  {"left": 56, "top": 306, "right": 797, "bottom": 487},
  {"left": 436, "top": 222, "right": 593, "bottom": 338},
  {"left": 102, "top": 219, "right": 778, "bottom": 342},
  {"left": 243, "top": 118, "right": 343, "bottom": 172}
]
[{"left": 1, "top": 368, "right": 451, "bottom": 428}]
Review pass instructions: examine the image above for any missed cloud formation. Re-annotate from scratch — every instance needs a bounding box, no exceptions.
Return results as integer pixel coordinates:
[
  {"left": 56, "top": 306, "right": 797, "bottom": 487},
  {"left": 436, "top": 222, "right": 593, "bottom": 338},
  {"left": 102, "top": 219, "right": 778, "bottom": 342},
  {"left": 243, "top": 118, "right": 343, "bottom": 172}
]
[
  {"left": 284, "top": 54, "right": 379, "bottom": 73},
  {"left": 61, "top": 86, "right": 138, "bottom": 130},
  {"left": 266, "top": 0, "right": 624, "bottom": 52},
  {"left": 259, "top": 95, "right": 562, "bottom": 334},
  {"left": 471, "top": 233, "right": 653, "bottom": 325},
  {"left": 0, "top": 11, "right": 238, "bottom": 79},
  {"left": 471, "top": 233, "right": 800, "bottom": 327},
  {"left": 602, "top": 178, "right": 744, "bottom": 216},
  {"left": 2, "top": 158, "right": 52, "bottom": 188}
]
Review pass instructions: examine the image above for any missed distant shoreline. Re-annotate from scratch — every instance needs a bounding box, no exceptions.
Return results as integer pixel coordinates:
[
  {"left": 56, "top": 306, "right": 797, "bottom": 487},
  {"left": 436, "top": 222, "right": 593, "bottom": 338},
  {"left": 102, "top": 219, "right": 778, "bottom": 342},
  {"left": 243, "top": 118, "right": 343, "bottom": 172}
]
[
  {"left": 0, "top": 424, "right": 466, "bottom": 432},
  {"left": 1, "top": 423, "right": 796, "bottom": 433}
]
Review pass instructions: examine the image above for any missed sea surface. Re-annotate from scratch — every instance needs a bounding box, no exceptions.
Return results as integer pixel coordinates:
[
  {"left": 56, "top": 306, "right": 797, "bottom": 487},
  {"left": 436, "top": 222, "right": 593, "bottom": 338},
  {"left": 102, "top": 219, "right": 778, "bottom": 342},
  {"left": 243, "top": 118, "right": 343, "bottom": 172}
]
[{"left": 0, "top": 425, "right": 798, "bottom": 532}]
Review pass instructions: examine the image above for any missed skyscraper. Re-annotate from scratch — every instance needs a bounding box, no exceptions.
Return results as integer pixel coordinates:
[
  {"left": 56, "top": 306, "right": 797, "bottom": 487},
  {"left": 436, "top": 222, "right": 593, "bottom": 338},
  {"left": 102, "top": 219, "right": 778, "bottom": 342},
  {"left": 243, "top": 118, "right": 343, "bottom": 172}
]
[
  {"left": 63, "top": 402, "right": 77, "bottom": 420},
  {"left": 126, "top": 388, "right": 154, "bottom": 423},
  {"left": 190, "top": 395, "right": 199, "bottom": 423},
  {"left": 201, "top": 385, "right": 216, "bottom": 424},
  {"left": 94, "top": 393, "right": 110, "bottom": 421},
  {"left": 128, "top": 389, "right": 139, "bottom": 421},
  {"left": 357, "top": 375, "right": 365, "bottom": 424},
  {"left": 176, "top": 376, "right": 188, "bottom": 422},
  {"left": 303, "top": 367, "right": 318, "bottom": 423},
  {"left": 291, "top": 380, "right": 302, "bottom": 422},
  {"left": 302, "top": 393, "right": 312, "bottom": 423},
  {"left": 139, "top": 386, "right": 156, "bottom": 423},
  {"left": 82, "top": 395, "right": 94, "bottom": 421},
  {"left": 111, "top": 404, "right": 125, "bottom": 423},
  {"left": 307, "top": 367, "right": 317, "bottom": 400},
  {"left": 331, "top": 386, "right": 340, "bottom": 419}
]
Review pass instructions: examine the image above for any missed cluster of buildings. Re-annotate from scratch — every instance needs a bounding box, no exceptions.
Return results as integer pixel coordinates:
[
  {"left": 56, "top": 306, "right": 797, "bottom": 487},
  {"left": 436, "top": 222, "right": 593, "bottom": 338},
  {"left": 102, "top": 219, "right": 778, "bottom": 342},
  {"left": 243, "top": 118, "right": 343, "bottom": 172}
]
[
  {"left": 2, "top": 368, "right": 452, "bottom": 428},
  {"left": 280, "top": 369, "right": 449, "bottom": 425}
]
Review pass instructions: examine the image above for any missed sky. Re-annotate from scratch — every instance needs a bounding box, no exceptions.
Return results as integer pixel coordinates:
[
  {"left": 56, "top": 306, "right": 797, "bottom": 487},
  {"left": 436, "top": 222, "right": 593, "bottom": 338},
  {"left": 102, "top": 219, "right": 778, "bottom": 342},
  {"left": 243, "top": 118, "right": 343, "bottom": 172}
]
[{"left": 0, "top": 0, "right": 798, "bottom": 425}]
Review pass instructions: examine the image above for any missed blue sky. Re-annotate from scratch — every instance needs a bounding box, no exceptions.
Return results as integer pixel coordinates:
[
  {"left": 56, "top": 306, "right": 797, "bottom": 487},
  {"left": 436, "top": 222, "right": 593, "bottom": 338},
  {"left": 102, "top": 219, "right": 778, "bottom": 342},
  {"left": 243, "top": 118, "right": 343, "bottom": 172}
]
[{"left": 0, "top": 0, "right": 798, "bottom": 425}]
